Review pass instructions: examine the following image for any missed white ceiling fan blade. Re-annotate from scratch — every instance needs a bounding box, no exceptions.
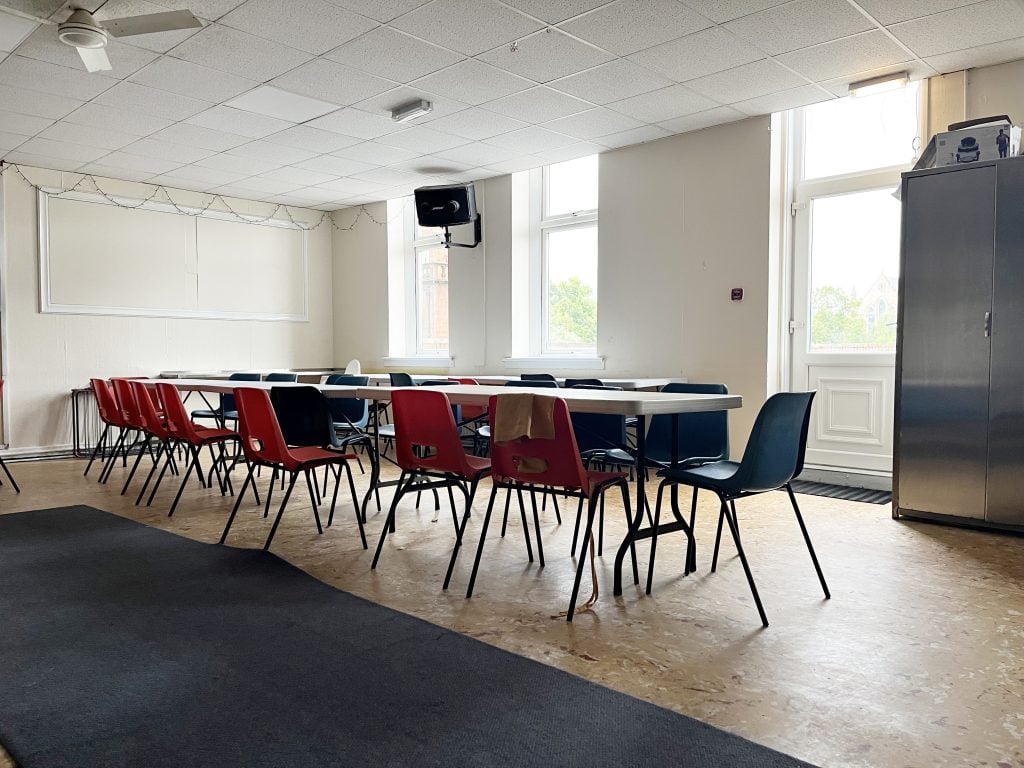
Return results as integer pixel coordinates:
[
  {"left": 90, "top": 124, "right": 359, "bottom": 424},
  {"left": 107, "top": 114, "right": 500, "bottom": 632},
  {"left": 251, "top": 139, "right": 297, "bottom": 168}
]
[
  {"left": 102, "top": 9, "right": 201, "bottom": 38},
  {"left": 77, "top": 45, "right": 111, "bottom": 73}
]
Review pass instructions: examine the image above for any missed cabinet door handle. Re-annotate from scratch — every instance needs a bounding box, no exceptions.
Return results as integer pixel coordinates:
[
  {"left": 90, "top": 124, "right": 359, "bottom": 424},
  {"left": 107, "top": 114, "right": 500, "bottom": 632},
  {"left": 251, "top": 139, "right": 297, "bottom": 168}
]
[{"left": 984, "top": 311, "right": 992, "bottom": 338}]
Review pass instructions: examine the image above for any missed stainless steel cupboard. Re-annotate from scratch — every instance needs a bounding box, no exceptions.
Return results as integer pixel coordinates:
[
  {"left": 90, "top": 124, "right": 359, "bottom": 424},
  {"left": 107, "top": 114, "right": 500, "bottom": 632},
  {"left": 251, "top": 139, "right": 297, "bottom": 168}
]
[{"left": 894, "top": 157, "right": 1024, "bottom": 531}]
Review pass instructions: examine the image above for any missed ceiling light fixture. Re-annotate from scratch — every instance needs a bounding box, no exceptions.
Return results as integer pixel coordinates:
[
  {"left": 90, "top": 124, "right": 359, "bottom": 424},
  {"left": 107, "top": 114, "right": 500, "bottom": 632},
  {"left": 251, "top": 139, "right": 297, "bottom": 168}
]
[
  {"left": 848, "top": 71, "right": 909, "bottom": 98},
  {"left": 391, "top": 99, "right": 433, "bottom": 123}
]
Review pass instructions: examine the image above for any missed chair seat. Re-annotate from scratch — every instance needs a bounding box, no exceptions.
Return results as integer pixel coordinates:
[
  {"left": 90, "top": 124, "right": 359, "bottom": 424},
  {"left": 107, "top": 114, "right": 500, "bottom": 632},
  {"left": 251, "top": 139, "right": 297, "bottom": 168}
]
[
  {"left": 582, "top": 447, "right": 635, "bottom": 466},
  {"left": 658, "top": 460, "right": 741, "bottom": 493},
  {"left": 289, "top": 446, "right": 357, "bottom": 469},
  {"left": 377, "top": 424, "right": 396, "bottom": 438},
  {"left": 190, "top": 408, "right": 220, "bottom": 419},
  {"left": 585, "top": 468, "right": 628, "bottom": 490},
  {"left": 193, "top": 425, "right": 238, "bottom": 443}
]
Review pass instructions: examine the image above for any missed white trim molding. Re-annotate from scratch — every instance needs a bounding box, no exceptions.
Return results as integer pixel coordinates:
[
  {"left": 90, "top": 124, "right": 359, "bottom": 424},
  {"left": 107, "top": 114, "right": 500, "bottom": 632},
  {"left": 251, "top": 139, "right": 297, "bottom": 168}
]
[
  {"left": 37, "top": 189, "right": 310, "bottom": 323},
  {"left": 382, "top": 356, "right": 454, "bottom": 369},
  {"left": 503, "top": 356, "right": 605, "bottom": 370}
]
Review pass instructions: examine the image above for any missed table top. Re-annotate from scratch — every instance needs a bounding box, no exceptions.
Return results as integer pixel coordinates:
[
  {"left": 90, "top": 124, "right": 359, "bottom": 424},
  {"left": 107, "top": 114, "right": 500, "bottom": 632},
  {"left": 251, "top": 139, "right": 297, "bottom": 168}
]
[
  {"left": 362, "top": 374, "right": 684, "bottom": 390},
  {"left": 355, "top": 385, "right": 741, "bottom": 417},
  {"left": 142, "top": 378, "right": 360, "bottom": 397}
]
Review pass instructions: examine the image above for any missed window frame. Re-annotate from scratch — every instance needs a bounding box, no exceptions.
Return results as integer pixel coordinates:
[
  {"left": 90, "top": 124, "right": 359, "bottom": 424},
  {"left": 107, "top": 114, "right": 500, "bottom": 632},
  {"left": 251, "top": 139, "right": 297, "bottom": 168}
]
[
  {"left": 402, "top": 201, "right": 450, "bottom": 358},
  {"left": 528, "top": 157, "right": 599, "bottom": 357}
]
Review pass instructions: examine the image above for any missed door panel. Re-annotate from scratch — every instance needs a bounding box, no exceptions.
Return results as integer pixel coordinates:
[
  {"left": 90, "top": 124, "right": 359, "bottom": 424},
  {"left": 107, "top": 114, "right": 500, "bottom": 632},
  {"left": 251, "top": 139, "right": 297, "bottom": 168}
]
[
  {"left": 987, "top": 161, "right": 1024, "bottom": 525},
  {"left": 897, "top": 166, "right": 994, "bottom": 519},
  {"left": 805, "top": 366, "right": 894, "bottom": 473}
]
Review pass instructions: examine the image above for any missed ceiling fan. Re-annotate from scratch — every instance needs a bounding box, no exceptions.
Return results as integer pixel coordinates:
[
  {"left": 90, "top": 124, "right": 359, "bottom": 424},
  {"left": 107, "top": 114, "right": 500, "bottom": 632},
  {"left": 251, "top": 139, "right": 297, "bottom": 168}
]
[{"left": 55, "top": 3, "right": 203, "bottom": 73}]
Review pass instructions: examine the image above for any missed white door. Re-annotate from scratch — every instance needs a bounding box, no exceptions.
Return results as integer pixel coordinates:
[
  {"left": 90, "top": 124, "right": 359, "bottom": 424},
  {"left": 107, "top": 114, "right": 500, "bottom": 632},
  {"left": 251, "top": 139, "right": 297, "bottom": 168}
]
[{"left": 789, "top": 83, "right": 922, "bottom": 475}]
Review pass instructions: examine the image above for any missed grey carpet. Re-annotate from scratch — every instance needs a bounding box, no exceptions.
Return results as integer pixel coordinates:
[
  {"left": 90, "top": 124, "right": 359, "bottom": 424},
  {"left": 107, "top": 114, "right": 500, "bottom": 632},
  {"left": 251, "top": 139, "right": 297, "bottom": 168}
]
[
  {"left": 790, "top": 480, "right": 892, "bottom": 505},
  {"left": 0, "top": 506, "right": 813, "bottom": 768}
]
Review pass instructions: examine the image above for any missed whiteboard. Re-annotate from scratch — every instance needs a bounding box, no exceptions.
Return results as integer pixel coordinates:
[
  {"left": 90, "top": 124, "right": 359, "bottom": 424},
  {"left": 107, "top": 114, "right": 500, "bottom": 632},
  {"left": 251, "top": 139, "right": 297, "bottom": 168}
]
[{"left": 38, "top": 191, "right": 308, "bottom": 321}]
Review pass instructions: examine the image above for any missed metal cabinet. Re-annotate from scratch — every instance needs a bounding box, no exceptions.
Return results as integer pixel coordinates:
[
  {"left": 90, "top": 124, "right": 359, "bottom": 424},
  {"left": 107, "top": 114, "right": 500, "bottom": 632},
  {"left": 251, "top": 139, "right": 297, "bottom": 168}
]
[{"left": 894, "top": 158, "right": 1024, "bottom": 531}]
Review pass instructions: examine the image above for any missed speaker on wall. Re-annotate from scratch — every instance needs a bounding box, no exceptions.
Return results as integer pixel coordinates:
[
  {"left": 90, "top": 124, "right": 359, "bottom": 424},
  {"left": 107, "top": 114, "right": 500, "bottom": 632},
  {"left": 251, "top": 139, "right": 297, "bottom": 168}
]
[{"left": 413, "top": 183, "right": 482, "bottom": 249}]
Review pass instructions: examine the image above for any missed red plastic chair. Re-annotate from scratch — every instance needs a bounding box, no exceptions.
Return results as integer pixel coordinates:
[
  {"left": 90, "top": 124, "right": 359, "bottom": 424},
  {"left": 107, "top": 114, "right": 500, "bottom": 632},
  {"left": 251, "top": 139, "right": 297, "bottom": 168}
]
[
  {"left": 465, "top": 395, "right": 637, "bottom": 621},
  {"left": 0, "top": 380, "right": 19, "bottom": 493},
  {"left": 92, "top": 378, "right": 138, "bottom": 485},
  {"left": 154, "top": 382, "right": 241, "bottom": 516},
  {"left": 371, "top": 388, "right": 491, "bottom": 590},
  {"left": 85, "top": 378, "right": 128, "bottom": 479},
  {"left": 110, "top": 378, "right": 161, "bottom": 497},
  {"left": 220, "top": 387, "right": 363, "bottom": 551}
]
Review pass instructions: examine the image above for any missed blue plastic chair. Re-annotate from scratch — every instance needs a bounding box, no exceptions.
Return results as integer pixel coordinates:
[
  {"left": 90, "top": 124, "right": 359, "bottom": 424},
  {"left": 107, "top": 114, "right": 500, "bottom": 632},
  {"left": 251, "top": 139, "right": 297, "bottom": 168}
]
[
  {"left": 520, "top": 373, "right": 558, "bottom": 385},
  {"left": 652, "top": 391, "right": 828, "bottom": 627},
  {"left": 264, "top": 372, "right": 298, "bottom": 382},
  {"left": 504, "top": 379, "right": 558, "bottom": 389},
  {"left": 389, "top": 372, "right": 415, "bottom": 387},
  {"left": 565, "top": 378, "right": 603, "bottom": 388},
  {"left": 191, "top": 372, "right": 260, "bottom": 426}
]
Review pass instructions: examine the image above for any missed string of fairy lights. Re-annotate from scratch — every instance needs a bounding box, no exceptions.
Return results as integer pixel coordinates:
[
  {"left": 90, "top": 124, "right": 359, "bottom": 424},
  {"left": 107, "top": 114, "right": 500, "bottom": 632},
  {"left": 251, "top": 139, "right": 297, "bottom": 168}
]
[{"left": 0, "top": 161, "right": 402, "bottom": 231}]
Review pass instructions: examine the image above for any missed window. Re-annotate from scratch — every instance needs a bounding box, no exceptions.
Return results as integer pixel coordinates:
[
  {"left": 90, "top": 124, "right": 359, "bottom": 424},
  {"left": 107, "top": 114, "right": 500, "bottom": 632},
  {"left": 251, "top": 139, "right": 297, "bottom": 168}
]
[
  {"left": 385, "top": 199, "right": 450, "bottom": 360},
  {"left": 795, "top": 82, "right": 921, "bottom": 354},
  {"left": 536, "top": 155, "right": 599, "bottom": 356}
]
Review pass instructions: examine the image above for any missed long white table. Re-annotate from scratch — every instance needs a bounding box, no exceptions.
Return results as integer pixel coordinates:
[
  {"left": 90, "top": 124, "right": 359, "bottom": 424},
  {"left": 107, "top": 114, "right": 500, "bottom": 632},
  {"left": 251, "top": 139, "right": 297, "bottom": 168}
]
[{"left": 150, "top": 378, "right": 742, "bottom": 600}]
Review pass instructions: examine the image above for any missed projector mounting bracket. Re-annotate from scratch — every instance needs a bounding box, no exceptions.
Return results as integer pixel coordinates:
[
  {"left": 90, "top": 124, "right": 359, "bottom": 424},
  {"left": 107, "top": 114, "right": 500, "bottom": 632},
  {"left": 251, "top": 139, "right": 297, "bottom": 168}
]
[{"left": 442, "top": 215, "right": 482, "bottom": 249}]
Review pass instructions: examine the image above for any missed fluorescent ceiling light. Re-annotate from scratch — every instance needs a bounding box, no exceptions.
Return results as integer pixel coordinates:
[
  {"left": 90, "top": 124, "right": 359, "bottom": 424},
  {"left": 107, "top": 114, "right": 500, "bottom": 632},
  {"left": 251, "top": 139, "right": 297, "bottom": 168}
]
[
  {"left": 391, "top": 99, "right": 433, "bottom": 123},
  {"left": 848, "top": 71, "right": 909, "bottom": 98}
]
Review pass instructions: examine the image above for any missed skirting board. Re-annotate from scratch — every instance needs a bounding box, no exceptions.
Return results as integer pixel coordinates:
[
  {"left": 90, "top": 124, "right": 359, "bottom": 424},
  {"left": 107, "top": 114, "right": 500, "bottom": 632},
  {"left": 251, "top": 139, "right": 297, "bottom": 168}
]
[{"left": 799, "top": 465, "right": 892, "bottom": 492}]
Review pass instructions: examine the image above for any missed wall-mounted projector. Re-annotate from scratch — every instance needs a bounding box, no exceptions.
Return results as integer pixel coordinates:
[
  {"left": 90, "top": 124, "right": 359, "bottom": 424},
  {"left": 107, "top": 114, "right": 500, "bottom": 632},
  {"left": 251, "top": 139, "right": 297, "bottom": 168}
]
[{"left": 413, "top": 183, "right": 482, "bottom": 249}]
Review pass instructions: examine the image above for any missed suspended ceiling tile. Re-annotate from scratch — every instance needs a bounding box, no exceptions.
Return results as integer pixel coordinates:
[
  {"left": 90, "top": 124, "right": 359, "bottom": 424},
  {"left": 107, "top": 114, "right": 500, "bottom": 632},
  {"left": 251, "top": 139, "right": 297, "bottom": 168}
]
[
  {"left": 499, "top": 0, "right": 612, "bottom": 24},
  {"left": 169, "top": 23, "right": 313, "bottom": 80},
  {"left": 0, "top": 108, "right": 53, "bottom": 136},
  {"left": 723, "top": 0, "right": 874, "bottom": 56},
  {"left": 261, "top": 124, "right": 363, "bottom": 154},
  {"left": 543, "top": 107, "right": 645, "bottom": 140},
  {"left": 550, "top": 59, "right": 673, "bottom": 105},
  {"left": 324, "top": 27, "right": 462, "bottom": 84},
  {"left": 121, "top": 136, "right": 214, "bottom": 163},
  {"left": 306, "top": 107, "right": 406, "bottom": 139},
  {"left": 924, "top": 36, "right": 1024, "bottom": 74},
  {"left": 678, "top": 0, "right": 793, "bottom": 24},
  {"left": 478, "top": 28, "right": 613, "bottom": 83},
  {"left": 731, "top": 83, "right": 833, "bottom": 116},
  {"left": 227, "top": 139, "right": 318, "bottom": 165},
  {"left": 129, "top": 57, "right": 257, "bottom": 103},
  {"left": 608, "top": 84, "right": 719, "bottom": 123},
  {"left": 219, "top": 0, "right": 376, "bottom": 55},
  {"left": 186, "top": 105, "right": 294, "bottom": 138},
  {"left": 657, "top": 105, "right": 747, "bottom": 133},
  {"left": 91, "top": 148, "right": 183, "bottom": 173},
  {"left": 95, "top": 80, "right": 213, "bottom": 120},
  {"left": 684, "top": 58, "right": 808, "bottom": 104},
  {"left": 593, "top": 124, "right": 671, "bottom": 148},
  {"left": 323, "top": 0, "right": 431, "bottom": 23},
  {"left": 151, "top": 122, "right": 251, "bottom": 151},
  {"left": 0, "top": 82, "right": 83, "bottom": 119},
  {"left": 331, "top": 140, "right": 422, "bottom": 165},
  {"left": 424, "top": 107, "right": 529, "bottom": 142},
  {"left": 856, "top": 0, "right": 986, "bottom": 26},
  {"left": 376, "top": 125, "right": 470, "bottom": 154},
  {"left": 888, "top": 0, "right": 1024, "bottom": 58},
  {"left": 485, "top": 125, "right": 576, "bottom": 153},
  {"left": 628, "top": 26, "right": 764, "bottom": 83},
  {"left": 38, "top": 120, "right": 141, "bottom": 150},
  {"left": 0, "top": 54, "right": 117, "bottom": 100},
  {"left": 64, "top": 101, "right": 173, "bottom": 135},
  {"left": 558, "top": 0, "right": 713, "bottom": 56},
  {"left": 411, "top": 59, "right": 533, "bottom": 106},
  {"left": 481, "top": 85, "right": 592, "bottom": 123},
  {"left": 389, "top": 0, "right": 543, "bottom": 56},
  {"left": 225, "top": 85, "right": 339, "bottom": 122}
]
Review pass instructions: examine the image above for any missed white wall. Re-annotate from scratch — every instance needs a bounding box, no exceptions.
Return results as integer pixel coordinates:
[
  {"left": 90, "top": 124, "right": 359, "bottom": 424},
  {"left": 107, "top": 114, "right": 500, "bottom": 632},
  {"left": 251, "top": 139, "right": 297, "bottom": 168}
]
[
  {"left": 966, "top": 58, "right": 1024, "bottom": 124},
  {"left": 1, "top": 166, "right": 334, "bottom": 454}
]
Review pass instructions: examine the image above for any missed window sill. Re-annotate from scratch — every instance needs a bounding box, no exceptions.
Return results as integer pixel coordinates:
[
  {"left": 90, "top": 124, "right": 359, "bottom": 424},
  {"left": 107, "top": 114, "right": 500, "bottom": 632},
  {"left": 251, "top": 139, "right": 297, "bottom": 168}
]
[
  {"left": 502, "top": 356, "right": 605, "bottom": 371},
  {"left": 382, "top": 356, "right": 453, "bottom": 369}
]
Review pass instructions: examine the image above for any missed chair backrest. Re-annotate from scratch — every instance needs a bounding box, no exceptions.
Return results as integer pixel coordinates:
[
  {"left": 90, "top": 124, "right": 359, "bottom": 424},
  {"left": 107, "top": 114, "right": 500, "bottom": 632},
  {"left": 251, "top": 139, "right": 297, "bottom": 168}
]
[
  {"left": 90, "top": 378, "right": 124, "bottom": 428},
  {"left": 565, "top": 378, "right": 603, "bottom": 388},
  {"left": 223, "top": 372, "right": 261, "bottom": 413},
  {"left": 264, "top": 372, "right": 298, "bottom": 382},
  {"left": 389, "top": 372, "right": 415, "bottom": 387},
  {"left": 731, "top": 391, "right": 816, "bottom": 493},
  {"left": 233, "top": 387, "right": 293, "bottom": 466},
  {"left": 520, "top": 373, "right": 557, "bottom": 383},
  {"left": 488, "top": 395, "right": 591, "bottom": 493},
  {"left": 645, "top": 383, "right": 731, "bottom": 466},
  {"left": 569, "top": 388, "right": 627, "bottom": 454},
  {"left": 129, "top": 381, "right": 168, "bottom": 439},
  {"left": 111, "top": 378, "right": 144, "bottom": 431},
  {"left": 451, "top": 378, "right": 486, "bottom": 420},
  {"left": 344, "top": 359, "right": 361, "bottom": 374},
  {"left": 156, "top": 383, "right": 203, "bottom": 443},
  {"left": 270, "top": 386, "right": 337, "bottom": 448},
  {"left": 324, "top": 374, "right": 370, "bottom": 427},
  {"left": 505, "top": 379, "right": 559, "bottom": 389},
  {"left": 391, "top": 389, "right": 474, "bottom": 476}
]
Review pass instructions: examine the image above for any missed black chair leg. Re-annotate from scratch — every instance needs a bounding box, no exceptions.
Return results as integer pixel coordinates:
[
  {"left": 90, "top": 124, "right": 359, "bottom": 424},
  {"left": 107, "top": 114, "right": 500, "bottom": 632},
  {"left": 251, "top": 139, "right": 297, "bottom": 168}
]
[
  {"left": 220, "top": 462, "right": 255, "bottom": 545},
  {"left": 84, "top": 424, "right": 109, "bottom": 477},
  {"left": 517, "top": 485, "right": 534, "bottom": 563},
  {"left": 120, "top": 438, "right": 149, "bottom": 495},
  {"left": 371, "top": 471, "right": 412, "bottom": 569},
  {"left": 264, "top": 467, "right": 277, "bottom": 519},
  {"left": 571, "top": 495, "right": 584, "bottom": 556},
  {"left": 500, "top": 487, "right": 512, "bottom": 537},
  {"left": 711, "top": 505, "right": 726, "bottom": 572},
  {"left": 567, "top": 495, "right": 600, "bottom": 622},
  {"left": 466, "top": 484, "right": 499, "bottom": 598},
  {"left": 647, "top": 482, "right": 667, "bottom": 595},
  {"left": 620, "top": 482, "right": 638, "bottom": 586},
  {"left": 98, "top": 430, "right": 126, "bottom": 484},
  {"left": 687, "top": 488, "right": 699, "bottom": 575},
  {"left": 529, "top": 487, "right": 545, "bottom": 567},
  {"left": 786, "top": 484, "right": 830, "bottom": 599},
  {"left": 443, "top": 480, "right": 473, "bottom": 590},
  {"left": 0, "top": 457, "right": 19, "bottom": 494},
  {"left": 304, "top": 470, "right": 323, "bottom": 535},
  {"left": 343, "top": 462, "right": 366, "bottom": 549},
  {"left": 264, "top": 472, "right": 299, "bottom": 551},
  {"left": 167, "top": 446, "right": 201, "bottom": 518},
  {"left": 719, "top": 498, "right": 768, "bottom": 627}
]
